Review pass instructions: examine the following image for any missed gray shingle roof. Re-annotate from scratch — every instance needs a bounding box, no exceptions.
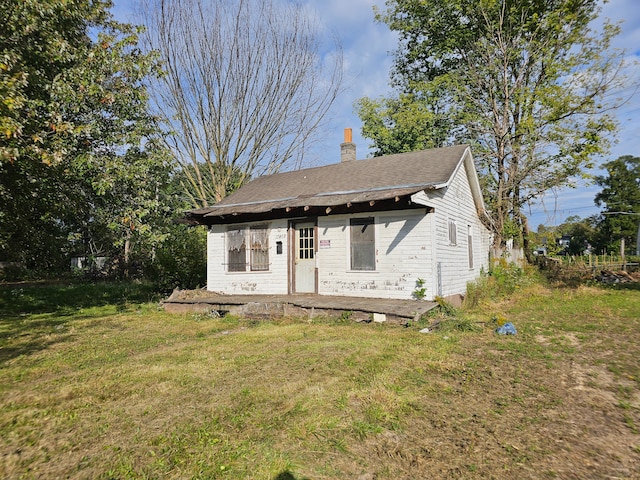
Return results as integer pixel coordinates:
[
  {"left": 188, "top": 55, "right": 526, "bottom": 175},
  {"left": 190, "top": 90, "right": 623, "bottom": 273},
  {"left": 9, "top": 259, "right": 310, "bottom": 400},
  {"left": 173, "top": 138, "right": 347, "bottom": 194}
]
[{"left": 189, "top": 144, "right": 470, "bottom": 219}]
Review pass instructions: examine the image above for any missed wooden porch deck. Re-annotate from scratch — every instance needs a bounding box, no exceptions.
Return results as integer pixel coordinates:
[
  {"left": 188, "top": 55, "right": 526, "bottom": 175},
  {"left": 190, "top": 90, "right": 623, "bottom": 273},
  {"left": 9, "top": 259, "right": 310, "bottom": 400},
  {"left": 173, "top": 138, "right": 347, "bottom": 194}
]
[{"left": 162, "top": 290, "right": 438, "bottom": 322}]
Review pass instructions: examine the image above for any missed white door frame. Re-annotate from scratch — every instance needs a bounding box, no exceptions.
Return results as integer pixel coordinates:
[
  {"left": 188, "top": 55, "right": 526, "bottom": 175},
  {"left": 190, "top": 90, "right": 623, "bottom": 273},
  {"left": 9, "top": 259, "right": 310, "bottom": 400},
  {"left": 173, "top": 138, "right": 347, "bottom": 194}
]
[{"left": 289, "top": 219, "right": 317, "bottom": 294}]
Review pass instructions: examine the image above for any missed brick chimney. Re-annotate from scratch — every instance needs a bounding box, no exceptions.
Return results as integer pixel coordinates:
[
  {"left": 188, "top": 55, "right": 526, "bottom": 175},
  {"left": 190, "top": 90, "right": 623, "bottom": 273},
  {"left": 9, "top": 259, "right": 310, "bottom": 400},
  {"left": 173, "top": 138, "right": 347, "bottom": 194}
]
[{"left": 340, "top": 128, "right": 356, "bottom": 162}]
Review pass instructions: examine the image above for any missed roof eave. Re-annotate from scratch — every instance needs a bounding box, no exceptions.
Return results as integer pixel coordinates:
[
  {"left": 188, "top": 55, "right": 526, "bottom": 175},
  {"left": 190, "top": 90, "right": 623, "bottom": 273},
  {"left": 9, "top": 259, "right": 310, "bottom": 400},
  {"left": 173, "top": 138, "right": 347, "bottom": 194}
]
[
  {"left": 197, "top": 185, "right": 437, "bottom": 219},
  {"left": 186, "top": 191, "right": 433, "bottom": 225}
]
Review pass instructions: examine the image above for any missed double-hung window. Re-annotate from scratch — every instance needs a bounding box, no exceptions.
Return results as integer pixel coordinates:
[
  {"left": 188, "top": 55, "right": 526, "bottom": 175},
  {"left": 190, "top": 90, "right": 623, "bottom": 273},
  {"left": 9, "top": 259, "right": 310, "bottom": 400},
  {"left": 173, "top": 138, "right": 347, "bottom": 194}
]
[
  {"left": 226, "top": 224, "right": 269, "bottom": 272},
  {"left": 227, "top": 227, "right": 247, "bottom": 272},
  {"left": 249, "top": 225, "right": 269, "bottom": 271},
  {"left": 350, "top": 217, "right": 375, "bottom": 271},
  {"left": 467, "top": 225, "right": 474, "bottom": 269},
  {"left": 448, "top": 219, "right": 457, "bottom": 246}
]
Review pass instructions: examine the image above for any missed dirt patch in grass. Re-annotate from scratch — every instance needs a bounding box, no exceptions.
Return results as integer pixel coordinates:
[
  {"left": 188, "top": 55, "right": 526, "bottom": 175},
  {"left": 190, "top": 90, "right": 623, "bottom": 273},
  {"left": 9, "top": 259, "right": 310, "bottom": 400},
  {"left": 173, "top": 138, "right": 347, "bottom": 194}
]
[
  {"left": 339, "top": 330, "right": 639, "bottom": 480},
  {"left": 0, "top": 283, "right": 639, "bottom": 479}
]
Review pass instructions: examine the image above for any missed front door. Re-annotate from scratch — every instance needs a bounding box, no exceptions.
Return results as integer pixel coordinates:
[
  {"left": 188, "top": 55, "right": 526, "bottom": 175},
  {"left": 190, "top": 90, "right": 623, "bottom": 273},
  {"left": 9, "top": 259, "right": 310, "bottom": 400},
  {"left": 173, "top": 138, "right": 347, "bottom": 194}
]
[{"left": 294, "top": 222, "right": 316, "bottom": 293}]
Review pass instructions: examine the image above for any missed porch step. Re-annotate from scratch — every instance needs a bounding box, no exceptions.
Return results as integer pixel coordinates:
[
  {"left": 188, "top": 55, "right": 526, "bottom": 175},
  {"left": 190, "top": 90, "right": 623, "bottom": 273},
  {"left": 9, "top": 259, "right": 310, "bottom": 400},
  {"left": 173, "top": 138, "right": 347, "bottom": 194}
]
[{"left": 162, "top": 290, "right": 437, "bottom": 322}]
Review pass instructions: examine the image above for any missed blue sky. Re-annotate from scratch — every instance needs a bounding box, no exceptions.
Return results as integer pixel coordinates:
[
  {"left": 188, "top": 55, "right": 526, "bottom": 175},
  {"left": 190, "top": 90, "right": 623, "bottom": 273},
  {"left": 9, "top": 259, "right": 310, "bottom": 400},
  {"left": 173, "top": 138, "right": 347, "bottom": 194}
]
[{"left": 112, "top": 0, "right": 640, "bottom": 229}]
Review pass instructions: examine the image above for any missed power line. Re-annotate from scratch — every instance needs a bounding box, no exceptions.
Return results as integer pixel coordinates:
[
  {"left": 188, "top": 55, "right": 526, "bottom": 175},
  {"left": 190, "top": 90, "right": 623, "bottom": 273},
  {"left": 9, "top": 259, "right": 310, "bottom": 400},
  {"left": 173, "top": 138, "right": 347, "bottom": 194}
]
[{"left": 601, "top": 211, "right": 640, "bottom": 215}]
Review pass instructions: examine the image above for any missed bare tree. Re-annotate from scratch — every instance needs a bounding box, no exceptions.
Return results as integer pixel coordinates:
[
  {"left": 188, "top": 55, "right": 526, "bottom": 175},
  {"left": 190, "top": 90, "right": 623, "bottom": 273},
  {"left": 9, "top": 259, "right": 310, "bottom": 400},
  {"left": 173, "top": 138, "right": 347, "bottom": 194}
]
[{"left": 140, "top": 0, "right": 343, "bottom": 207}]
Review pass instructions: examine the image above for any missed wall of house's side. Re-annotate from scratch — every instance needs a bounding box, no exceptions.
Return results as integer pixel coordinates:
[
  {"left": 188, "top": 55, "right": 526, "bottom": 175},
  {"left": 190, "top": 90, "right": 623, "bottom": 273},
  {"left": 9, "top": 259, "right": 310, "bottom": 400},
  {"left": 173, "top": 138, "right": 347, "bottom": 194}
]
[
  {"left": 207, "top": 219, "right": 289, "bottom": 294},
  {"left": 414, "top": 165, "right": 491, "bottom": 299},
  {"left": 316, "top": 209, "right": 432, "bottom": 300}
]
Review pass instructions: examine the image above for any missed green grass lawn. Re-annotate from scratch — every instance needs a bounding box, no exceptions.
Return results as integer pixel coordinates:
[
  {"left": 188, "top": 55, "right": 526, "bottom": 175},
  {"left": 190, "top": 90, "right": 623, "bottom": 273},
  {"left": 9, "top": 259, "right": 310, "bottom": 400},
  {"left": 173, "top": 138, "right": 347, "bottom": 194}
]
[{"left": 1, "top": 281, "right": 639, "bottom": 479}]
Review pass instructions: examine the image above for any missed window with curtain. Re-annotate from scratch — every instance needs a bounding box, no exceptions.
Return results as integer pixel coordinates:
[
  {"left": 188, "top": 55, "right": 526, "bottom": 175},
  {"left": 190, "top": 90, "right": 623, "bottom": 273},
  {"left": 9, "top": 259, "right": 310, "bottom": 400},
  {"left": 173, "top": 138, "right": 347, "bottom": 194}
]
[
  {"left": 226, "top": 224, "right": 270, "bottom": 272},
  {"left": 250, "top": 225, "right": 269, "bottom": 271},
  {"left": 227, "top": 227, "right": 247, "bottom": 272}
]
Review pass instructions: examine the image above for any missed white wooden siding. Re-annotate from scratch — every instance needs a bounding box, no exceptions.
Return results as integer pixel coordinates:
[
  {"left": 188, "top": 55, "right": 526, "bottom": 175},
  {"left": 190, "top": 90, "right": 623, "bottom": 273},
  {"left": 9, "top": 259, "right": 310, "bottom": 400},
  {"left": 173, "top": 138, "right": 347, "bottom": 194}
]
[
  {"left": 413, "top": 160, "right": 491, "bottom": 298},
  {"left": 207, "top": 219, "right": 289, "bottom": 294},
  {"left": 316, "top": 209, "right": 432, "bottom": 300}
]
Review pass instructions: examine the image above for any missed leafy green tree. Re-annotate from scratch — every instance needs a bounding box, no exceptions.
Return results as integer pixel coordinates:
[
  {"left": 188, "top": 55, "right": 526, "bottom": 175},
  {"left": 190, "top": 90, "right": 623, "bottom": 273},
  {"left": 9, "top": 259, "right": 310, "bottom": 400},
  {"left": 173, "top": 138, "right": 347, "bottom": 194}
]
[
  {"left": 531, "top": 216, "right": 598, "bottom": 256},
  {"left": 0, "top": 0, "right": 169, "bottom": 273},
  {"left": 593, "top": 155, "right": 640, "bottom": 254},
  {"left": 150, "top": 223, "right": 207, "bottom": 290},
  {"left": 561, "top": 216, "right": 598, "bottom": 256},
  {"left": 356, "top": 88, "right": 463, "bottom": 156},
  {"left": 361, "top": 0, "right": 626, "bottom": 249},
  {"left": 566, "top": 221, "right": 596, "bottom": 256}
]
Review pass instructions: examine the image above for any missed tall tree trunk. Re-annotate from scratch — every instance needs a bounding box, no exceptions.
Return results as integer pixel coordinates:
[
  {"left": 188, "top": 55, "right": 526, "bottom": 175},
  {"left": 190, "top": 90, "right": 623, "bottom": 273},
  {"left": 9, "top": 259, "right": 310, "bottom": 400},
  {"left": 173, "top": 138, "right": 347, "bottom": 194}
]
[{"left": 124, "top": 232, "right": 131, "bottom": 279}]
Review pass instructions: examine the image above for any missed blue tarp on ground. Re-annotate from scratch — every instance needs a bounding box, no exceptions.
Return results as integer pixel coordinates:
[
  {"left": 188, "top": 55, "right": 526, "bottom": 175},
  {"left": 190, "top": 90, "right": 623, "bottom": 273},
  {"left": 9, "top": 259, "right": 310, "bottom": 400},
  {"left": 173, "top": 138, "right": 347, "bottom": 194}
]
[{"left": 495, "top": 322, "right": 517, "bottom": 335}]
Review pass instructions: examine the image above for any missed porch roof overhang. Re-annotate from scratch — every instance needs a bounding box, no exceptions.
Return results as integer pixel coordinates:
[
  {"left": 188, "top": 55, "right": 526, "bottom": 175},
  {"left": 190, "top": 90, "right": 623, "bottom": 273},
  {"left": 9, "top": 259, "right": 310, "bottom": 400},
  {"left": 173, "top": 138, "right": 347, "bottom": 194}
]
[{"left": 185, "top": 183, "right": 442, "bottom": 225}]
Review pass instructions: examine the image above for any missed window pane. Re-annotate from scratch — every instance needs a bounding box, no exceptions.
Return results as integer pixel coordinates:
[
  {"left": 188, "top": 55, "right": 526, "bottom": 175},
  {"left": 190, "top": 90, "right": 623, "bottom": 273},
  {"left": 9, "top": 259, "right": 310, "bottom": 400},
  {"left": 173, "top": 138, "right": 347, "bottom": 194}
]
[
  {"left": 227, "top": 228, "right": 246, "bottom": 272},
  {"left": 468, "top": 225, "right": 474, "bottom": 268},
  {"left": 250, "top": 225, "right": 269, "bottom": 271},
  {"left": 298, "top": 227, "right": 314, "bottom": 260},
  {"left": 448, "top": 219, "right": 457, "bottom": 245},
  {"left": 350, "top": 218, "right": 375, "bottom": 270}
]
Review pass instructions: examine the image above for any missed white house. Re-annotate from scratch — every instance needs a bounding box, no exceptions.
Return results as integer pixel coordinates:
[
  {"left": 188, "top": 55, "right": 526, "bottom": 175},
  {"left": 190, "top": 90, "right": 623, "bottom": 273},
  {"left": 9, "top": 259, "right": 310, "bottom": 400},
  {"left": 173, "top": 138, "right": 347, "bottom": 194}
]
[{"left": 186, "top": 133, "right": 492, "bottom": 302}]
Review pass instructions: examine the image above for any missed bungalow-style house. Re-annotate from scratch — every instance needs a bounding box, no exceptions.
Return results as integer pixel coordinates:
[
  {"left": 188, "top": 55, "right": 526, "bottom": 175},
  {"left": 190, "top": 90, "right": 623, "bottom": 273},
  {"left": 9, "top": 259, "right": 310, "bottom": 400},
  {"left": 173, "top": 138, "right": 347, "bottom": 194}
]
[{"left": 186, "top": 130, "right": 492, "bottom": 302}]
